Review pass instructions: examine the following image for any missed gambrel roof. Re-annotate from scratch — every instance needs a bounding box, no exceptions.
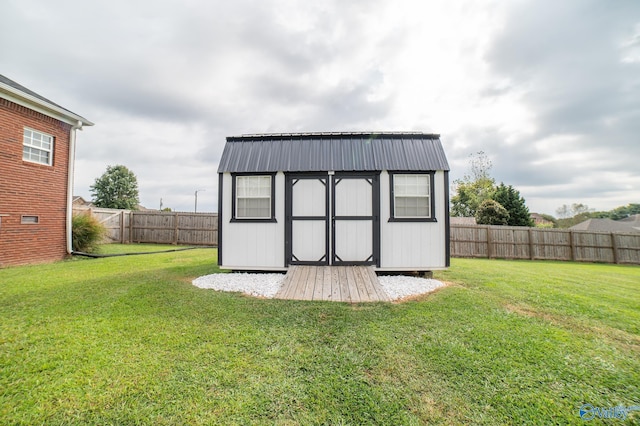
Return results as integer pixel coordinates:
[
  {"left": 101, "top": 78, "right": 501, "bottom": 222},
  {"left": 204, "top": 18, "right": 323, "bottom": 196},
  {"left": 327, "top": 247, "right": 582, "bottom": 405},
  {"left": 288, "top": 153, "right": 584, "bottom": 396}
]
[{"left": 218, "top": 132, "right": 449, "bottom": 173}]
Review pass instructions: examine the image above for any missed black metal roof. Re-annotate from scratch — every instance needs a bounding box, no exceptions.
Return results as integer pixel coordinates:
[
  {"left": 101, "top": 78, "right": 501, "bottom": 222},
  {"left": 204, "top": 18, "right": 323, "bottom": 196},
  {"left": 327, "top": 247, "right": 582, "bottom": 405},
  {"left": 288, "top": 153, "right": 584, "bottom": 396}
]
[{"left": 218, "top": 132, "right": 449, "bottom": 173}]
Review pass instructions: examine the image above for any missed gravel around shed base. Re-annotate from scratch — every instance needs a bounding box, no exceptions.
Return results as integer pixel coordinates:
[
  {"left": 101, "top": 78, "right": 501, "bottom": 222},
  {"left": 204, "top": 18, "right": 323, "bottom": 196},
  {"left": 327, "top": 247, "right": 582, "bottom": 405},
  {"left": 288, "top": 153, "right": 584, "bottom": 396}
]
[{"left": 192, "top": 273, "right": 444, "bottom": 301}]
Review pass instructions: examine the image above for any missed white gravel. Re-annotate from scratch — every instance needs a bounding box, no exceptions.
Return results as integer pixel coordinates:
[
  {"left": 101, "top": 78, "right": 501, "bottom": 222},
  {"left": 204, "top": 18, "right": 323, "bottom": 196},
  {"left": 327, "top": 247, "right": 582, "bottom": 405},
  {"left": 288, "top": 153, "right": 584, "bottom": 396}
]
[
  {"left": 192, "top": 272, "right": 444, "bottom": 301},
  {"left": 192, "top": 273, "right": 285, "bottom": 298},
  {"left": 377, "top": 275, "right": 445, "bottom": 300}
]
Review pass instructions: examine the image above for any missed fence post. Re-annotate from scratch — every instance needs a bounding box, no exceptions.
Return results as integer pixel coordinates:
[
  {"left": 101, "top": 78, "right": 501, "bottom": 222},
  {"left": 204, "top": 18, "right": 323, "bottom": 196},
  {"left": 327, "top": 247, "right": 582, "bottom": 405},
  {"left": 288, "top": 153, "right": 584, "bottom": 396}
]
[
  {"left": 120, "top": 211, "right": 125, "bottom": 244},
  {"left": 129, "top": 211, "right": 134, "bottom": 243},
  {"left": 486, "top": 226, "right": 493, "bottom": 259},
  {"left": 569, "top": 230, "right": 575, "bottom": 261},
  {"left": 174, "top": 212, "right": 180, "bottom": 245},
  {"left": 528, "top": 228, "right": 535, "bottom": 260},
  {"left": 611, "top": 233, "right": 619, "bottom": 264}
]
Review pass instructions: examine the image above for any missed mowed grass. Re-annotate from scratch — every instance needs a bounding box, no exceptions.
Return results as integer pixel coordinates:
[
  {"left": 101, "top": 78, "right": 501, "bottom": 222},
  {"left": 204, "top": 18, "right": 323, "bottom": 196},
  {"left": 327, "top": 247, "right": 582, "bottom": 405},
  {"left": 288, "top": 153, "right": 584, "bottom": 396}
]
[{"left": 1, "top": 248, "right": 638, "bottom": 425}]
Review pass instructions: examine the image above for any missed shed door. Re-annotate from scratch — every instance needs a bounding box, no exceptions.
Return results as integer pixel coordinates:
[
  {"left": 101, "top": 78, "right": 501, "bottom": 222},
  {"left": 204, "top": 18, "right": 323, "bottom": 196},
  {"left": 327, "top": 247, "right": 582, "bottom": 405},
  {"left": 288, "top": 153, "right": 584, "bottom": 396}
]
[
  {"left": 285, "top": 174, "right": 329, "bottom": 265},
  {"left": 332, "top": 173, "right": 380, "bottom": 266}
]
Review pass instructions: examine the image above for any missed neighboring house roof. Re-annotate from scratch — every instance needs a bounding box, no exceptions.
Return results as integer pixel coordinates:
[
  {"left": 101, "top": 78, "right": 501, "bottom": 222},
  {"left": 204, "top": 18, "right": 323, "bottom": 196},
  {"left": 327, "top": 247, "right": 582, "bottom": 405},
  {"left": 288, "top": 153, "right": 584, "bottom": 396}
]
[
  {"left": 570, "top": 218, "right": 640, "bottom": 233},
  {"left": 530, "top": 213, "right": 553, "bottom": 225},
  {"left": 618, "top": 214, "right": 640, "bottom": 223},
  {"left": 0, "top": 74, "right": 93, "bottom": 126},
  {"left": 617, "top": 214, "right": 640, "bottom": 232},
  {"left": 72, "top": 196, "right": 93, "bottom": 207},
  {"left": 218, "top": 132, "right": 449, "bottom": 173},
  {"left": 450, "top": 217, "right": 477, "bottom": 225}
]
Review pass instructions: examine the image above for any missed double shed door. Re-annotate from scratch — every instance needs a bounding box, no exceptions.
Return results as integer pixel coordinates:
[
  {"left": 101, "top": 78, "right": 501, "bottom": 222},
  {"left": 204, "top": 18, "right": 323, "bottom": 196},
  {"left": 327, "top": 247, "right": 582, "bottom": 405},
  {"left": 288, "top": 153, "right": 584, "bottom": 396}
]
[{"left": 285, "top": 172, "right": 379, "bottom": 266}]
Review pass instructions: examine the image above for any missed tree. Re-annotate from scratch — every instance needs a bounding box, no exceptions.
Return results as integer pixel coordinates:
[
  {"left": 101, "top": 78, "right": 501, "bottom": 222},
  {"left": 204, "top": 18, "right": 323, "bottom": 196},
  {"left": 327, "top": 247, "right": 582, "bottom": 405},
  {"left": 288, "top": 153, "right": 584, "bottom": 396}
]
[
  {"left": 475, "top": 199, "right": 509, "bottom": 225},
  {"left": 609, "top": 203, "right": 640, "bottom": 220},
  {"left": 451, "top": 151, "right": 496, "bottom": 217},
  {"left": 493, "top": 183, "right": 534, "bottom": 227},
  {"left": 555, "top": 203, "right": 596, "bottom": 228},
  {"left": 555, "top": 203, "right": 593, "bottom": 219},
  {"left": 90, "top": 165, "right": 140, "bottom": 210}
]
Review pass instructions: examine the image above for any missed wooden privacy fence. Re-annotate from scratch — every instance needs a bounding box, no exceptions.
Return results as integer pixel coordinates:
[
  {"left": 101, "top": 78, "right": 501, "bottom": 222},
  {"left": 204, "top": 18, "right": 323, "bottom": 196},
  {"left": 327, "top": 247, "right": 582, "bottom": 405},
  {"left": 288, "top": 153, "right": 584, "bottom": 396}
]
[
  {"left": 73, "top": 207, "right": 218, "bottom": 246},
  {"left": 450, "top": 224, "right": 640, "bottom": 265},
  {"left": 74, "top": 208, "right": 640, "bottom": 264}
]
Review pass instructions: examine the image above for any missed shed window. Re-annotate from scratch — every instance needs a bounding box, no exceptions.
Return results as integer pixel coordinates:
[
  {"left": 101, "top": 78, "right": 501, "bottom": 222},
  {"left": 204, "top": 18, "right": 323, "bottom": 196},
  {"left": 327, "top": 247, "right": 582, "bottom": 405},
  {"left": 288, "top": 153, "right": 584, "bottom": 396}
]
[
  {"left": 23, "top": 128, "right": 54, "bottom": 166},
  {"left": 233, "top": 175, "right": 275, "bottom": 220},
  {"left": 390, "top": 172, "right": 436, "bottom": 222}
]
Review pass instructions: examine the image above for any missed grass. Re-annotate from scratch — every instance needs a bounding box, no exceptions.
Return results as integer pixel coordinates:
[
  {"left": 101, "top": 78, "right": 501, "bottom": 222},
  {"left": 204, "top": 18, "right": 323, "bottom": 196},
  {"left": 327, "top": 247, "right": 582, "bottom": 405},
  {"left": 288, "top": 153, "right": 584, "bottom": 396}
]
[{"left": 1, "top": 247, "right": 638, "bottom": 425}]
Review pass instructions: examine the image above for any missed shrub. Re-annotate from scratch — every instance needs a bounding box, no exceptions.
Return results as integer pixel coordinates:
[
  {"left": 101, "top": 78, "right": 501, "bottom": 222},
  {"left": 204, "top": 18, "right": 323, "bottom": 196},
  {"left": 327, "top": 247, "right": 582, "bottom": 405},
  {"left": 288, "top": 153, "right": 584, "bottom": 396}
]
[
  {"left": 72, "top": 213, "right": 106, "bottom": 253},
  {"left": 475, "top": 199, "right": 509, "bottom": 225}
]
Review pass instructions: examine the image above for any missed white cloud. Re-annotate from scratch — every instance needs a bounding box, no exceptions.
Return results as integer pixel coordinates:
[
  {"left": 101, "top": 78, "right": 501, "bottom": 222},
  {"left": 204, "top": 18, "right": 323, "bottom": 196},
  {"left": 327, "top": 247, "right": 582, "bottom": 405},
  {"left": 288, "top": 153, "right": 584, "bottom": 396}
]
[{"left": 1, "top": 0, "right": 638, "bottom": 215}]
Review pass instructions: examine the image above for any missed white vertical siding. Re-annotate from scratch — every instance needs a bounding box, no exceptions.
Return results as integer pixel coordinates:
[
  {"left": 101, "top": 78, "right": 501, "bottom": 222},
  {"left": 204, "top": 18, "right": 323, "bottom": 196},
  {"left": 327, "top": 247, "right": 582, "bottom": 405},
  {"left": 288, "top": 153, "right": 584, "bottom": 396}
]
[
  {"left": 220, "top": 172, "right": 285, "bottom": 269},
  {"left": 379, "top": 170, "right": 447, "bottom": 269}
]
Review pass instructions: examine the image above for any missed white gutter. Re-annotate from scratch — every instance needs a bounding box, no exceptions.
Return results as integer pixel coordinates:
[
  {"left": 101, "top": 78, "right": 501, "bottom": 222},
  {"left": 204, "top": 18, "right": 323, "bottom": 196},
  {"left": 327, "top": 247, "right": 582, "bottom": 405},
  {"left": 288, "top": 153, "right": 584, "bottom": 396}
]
[{"left": 66, "top": 121, "right": 83, "bottom": 254}]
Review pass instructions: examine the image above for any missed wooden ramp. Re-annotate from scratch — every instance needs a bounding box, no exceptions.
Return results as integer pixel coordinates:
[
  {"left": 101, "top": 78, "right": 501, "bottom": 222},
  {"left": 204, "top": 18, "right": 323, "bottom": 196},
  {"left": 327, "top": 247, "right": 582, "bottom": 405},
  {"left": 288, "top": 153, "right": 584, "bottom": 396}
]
[{"left": 275, "top": 265, "right": 390, "bottom": 303}]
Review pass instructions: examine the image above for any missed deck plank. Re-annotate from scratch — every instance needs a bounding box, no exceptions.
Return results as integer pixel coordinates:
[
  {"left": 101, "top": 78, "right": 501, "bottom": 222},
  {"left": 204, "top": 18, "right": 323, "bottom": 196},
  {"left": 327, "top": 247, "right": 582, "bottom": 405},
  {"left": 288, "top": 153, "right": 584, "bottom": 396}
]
[
  {"left": 321, "top": 266, "right": 333, "bottom": 301},
  {"left": 330, "top": 267, "right": 341, "bottom": 301},
  {"left": 353, "top": 266, "right": 371, "bottom": 302},
  {"left": 338, "top": 267, "right": 351, "bottom": 303},
  {"left": 366, "top": 267, "right": 390, "bottom": 301},
  {"left": 295, "top": 266, "right": 311, "bottom": 300},
  {"left": 346, "top": 266, "right": 362, "bottom": 302},
  {"left": 302, "top": 266, "right": 317, "bottom": 300},
  {"left": 312, "top": 267, "right": 325, "bottom": 301}
]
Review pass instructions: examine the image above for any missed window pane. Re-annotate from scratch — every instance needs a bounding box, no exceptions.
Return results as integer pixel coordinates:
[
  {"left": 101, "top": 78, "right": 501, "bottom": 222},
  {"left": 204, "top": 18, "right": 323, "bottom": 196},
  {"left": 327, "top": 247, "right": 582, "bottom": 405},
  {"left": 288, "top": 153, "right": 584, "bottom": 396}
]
[
  {"left": 395, "top": 196, "right": 430, "bottom": 217},
  {"left": 237, "top": 197, "right": 270, "bottom": 218}
]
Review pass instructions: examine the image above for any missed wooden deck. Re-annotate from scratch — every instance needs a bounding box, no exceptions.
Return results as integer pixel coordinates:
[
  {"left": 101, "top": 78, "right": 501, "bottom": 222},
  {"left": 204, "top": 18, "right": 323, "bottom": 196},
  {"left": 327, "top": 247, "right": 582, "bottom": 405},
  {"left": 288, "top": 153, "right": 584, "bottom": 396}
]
[{"left": 275, "top": 265, "right": 390, "bottom": 303}]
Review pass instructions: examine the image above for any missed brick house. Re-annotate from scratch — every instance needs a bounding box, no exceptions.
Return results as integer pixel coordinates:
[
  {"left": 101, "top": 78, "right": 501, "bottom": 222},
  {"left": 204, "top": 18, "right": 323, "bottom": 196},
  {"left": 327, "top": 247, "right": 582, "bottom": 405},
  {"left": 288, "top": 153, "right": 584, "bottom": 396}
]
[{"left": 0, "top": 74, "right": 93, "bottom": 267}]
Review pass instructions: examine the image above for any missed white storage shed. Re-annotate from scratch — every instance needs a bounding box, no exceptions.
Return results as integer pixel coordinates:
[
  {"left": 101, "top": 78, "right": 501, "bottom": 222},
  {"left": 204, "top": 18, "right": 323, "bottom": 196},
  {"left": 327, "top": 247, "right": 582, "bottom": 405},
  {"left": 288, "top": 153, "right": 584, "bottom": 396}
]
[{"left": 217, "top": 132, "right": 450, "bottom": 271}]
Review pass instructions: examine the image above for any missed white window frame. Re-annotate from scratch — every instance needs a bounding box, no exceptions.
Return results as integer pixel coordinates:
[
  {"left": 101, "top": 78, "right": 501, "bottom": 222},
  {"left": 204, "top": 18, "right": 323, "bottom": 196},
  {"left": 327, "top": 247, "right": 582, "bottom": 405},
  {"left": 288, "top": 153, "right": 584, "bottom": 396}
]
[
  {"left": 23, "top": 128, "right": 54, "bottom": 166},
  {"left": 232, "top": 174, "right": 276, "bottom": 221},
  {"left": 390, "top": 172, "right": 436, "bottom": 222}
]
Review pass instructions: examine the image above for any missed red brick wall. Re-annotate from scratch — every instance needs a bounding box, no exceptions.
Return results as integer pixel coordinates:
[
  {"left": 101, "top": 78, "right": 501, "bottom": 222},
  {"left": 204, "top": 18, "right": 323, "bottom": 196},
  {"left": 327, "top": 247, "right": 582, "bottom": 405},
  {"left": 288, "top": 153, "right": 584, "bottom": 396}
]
[{"left": 0, "top": 98, "right": 72, "bottom": 267}]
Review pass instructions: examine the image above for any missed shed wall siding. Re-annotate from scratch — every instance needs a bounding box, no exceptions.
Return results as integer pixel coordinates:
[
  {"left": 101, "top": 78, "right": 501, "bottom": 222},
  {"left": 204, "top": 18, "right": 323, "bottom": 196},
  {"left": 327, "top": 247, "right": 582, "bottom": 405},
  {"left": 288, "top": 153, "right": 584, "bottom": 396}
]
[
  {"left": 379, "top": 170, "right": 447, "bottom": 269},
  {"left": 220, "top": 172, "right": 285, "bottom": 269}
]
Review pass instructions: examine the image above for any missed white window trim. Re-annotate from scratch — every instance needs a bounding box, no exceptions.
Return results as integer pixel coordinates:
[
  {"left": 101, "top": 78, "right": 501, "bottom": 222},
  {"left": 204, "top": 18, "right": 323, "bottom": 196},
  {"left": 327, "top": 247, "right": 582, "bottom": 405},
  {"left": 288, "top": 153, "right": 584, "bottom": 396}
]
[
  {"left": 23, "top": 127, "right": 54, "bottom": 166},
  {"left": 389, "top": 172, "right": 436, "bottom": 222}
]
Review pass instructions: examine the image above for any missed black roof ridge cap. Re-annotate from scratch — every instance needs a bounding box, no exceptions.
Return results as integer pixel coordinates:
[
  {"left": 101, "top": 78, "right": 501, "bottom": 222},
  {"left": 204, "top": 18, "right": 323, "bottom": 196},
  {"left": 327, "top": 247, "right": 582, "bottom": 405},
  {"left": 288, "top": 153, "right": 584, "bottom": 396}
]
[{"left": 227, "top": 132, "right": 440, "bottom": 141}]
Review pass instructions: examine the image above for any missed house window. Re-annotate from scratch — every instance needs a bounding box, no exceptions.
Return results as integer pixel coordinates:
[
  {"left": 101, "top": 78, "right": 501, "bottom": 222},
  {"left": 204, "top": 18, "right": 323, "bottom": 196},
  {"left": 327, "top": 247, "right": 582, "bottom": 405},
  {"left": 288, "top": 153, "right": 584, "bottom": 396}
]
[
  {"left": 232, "top": 174, "right": 276, "bottom": 221},
  {"left": 23, "top": 128, "right": 54, "bottom": 166},
  {"left": 21, "top": 215, "right": 40, "bottom": 224},
  {"left": 389, "top": 172, "right": 436, "bottom": 222}
]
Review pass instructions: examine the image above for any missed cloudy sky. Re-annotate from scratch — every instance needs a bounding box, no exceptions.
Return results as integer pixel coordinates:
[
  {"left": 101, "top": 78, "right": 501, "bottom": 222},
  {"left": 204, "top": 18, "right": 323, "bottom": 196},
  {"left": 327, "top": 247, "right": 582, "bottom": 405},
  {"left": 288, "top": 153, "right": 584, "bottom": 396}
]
[{"left": 2, "top": 0, "right": 639, "bottom": 215}]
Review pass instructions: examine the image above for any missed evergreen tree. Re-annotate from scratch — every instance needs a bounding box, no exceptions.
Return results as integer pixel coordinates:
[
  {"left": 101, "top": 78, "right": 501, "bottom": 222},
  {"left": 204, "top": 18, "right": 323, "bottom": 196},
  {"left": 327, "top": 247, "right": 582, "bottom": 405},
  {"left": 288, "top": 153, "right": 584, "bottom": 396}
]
[
  {"left": 90, "top": 165, "right": 140, "bottom": 210},
  {"left": 492, "top": 183, "right": 534, "bottom": 226}
]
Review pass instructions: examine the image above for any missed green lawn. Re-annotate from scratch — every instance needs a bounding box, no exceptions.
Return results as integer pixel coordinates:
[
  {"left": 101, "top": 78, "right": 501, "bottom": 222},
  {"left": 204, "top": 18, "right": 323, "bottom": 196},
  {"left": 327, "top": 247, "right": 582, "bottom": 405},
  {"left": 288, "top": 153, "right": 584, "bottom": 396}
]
[{"left": 1, "top": 248, "right": 638, "bottom": 425}]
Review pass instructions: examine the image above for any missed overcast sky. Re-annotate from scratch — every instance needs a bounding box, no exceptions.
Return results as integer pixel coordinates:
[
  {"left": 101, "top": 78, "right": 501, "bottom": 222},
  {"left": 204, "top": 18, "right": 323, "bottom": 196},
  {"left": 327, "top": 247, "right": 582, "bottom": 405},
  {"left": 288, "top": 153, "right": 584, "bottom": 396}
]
[{"left": 2, "top": 0, "right": 639, "bottom": 215}]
